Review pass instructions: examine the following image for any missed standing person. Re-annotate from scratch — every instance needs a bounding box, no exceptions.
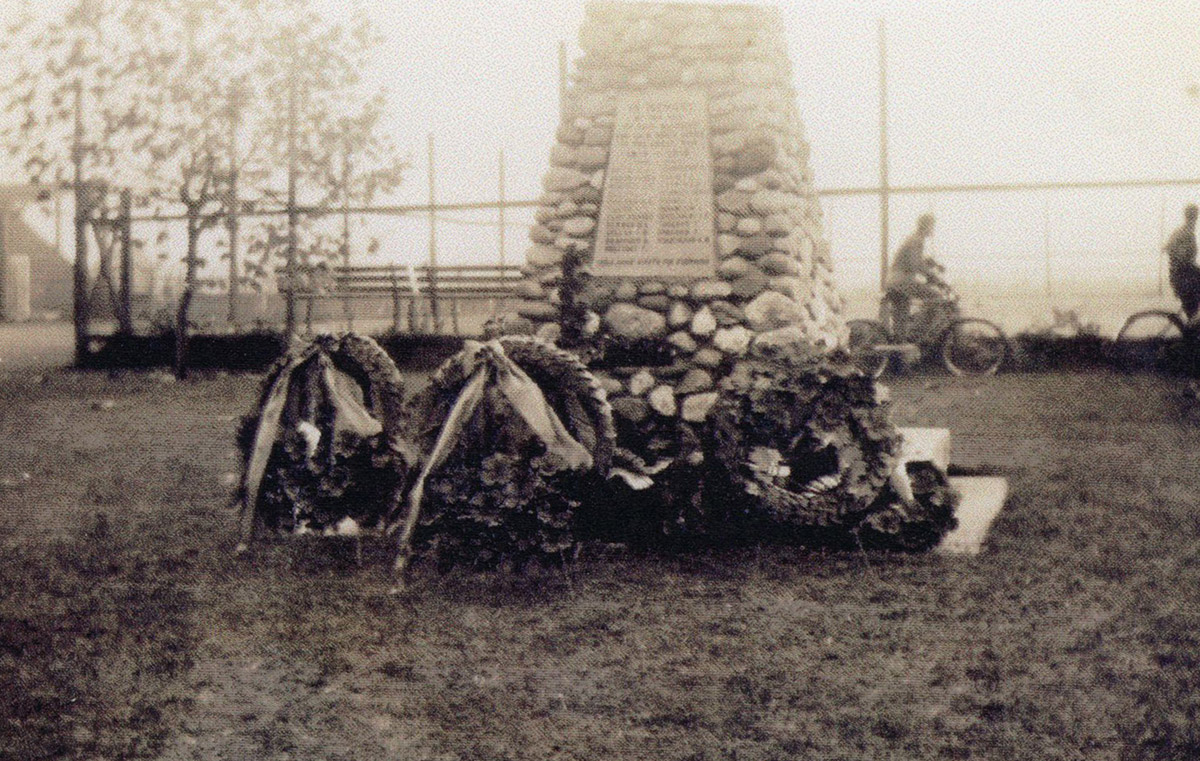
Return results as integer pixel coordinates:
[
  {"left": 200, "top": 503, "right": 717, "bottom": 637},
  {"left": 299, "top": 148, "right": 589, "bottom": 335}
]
[
  {"left": 1166, "top": 204, "right": 1200, "bottom": 323},
  {"left": 885, "top": 214, "right": 952, "bottom": 339}
]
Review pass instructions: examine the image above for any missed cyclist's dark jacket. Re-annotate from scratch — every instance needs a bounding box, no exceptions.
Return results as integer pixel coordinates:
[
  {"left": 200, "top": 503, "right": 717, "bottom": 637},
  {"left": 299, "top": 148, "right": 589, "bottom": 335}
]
[{"left": 1166, "top": 223, "right": 1200, "bottom": 319}]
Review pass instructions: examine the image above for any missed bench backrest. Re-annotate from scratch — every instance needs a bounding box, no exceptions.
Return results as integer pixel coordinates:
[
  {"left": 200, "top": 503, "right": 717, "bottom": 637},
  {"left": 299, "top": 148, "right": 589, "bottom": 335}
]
[{"left": 291, "top": 264, "right": 525, "bottom": 298}]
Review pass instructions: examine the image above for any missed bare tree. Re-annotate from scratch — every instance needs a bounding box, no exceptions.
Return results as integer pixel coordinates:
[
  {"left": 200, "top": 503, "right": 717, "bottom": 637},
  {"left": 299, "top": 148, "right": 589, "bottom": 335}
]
[
  {"left": 313, "top": 96, "right": 408, "bottom": 328},
  {"left": 130, "top": 1, "right": 256, "bottom": 377},
  {"left": 0, "top": 0, "right": 166, "bottom": 361},
  {"left": 245, "top": 0, "right": 405, "bottom": 336}
]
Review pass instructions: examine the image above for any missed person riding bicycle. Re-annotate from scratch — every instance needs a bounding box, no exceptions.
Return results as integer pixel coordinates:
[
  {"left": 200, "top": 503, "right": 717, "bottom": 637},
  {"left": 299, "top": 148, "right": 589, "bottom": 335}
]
[
  {"left": 1166, "top": 204, "right": 1200, "bottom": 325},
  {"left": 885, "top": 214, "right": 955, "bottom": 341}
]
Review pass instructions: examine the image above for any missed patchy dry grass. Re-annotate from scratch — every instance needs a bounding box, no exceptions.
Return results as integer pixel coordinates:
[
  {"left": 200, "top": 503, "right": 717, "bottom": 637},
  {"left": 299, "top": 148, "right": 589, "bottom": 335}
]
[{"left": 2, "top": 369, "right": 1199, "bottom": 760}]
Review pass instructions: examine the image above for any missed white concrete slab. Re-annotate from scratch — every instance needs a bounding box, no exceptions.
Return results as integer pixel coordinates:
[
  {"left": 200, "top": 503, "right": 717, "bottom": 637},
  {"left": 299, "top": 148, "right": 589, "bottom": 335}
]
[{"left": 937, "top": 476, "right": 1009, "bottom": 556}]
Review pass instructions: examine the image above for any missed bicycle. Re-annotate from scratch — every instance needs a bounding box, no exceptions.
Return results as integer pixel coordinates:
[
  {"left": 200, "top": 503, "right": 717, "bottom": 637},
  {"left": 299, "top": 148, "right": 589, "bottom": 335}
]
[
  {"left": 1112, "top": 309, "right": 1196, "bottom": 372},
  {"left": 846, "top": 293, "right": 1010, "bottom": 377}
]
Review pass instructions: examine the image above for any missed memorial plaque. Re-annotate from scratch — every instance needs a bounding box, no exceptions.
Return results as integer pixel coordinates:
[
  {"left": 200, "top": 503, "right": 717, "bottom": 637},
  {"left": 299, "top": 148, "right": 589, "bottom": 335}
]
[{"left": 593, "top": 88, "right": 716, "bottom": 279}]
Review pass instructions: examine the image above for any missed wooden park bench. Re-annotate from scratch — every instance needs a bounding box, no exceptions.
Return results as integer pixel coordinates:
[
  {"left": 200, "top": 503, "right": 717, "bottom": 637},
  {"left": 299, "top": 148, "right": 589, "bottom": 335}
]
[{"left": 294, "top": 263, "right": 525, "bottom": 335}]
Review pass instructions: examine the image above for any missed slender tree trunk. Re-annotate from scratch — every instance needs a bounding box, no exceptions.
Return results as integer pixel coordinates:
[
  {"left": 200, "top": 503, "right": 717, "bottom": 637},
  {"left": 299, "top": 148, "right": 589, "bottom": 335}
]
[
  {"left": 72, "top": 79, "right": 89, "bottom": 365},
  {"left": 226, "top": 105, "right": 241, "bottom": 327},
  {"left": 226, "top": 180, "right": 240, "bottom": 328},
  {"left": 175, "top": 209, "right": 199, "bottom": 379},
  {"left": 117, "top": 189, "right": 133, "bottom": 335}
]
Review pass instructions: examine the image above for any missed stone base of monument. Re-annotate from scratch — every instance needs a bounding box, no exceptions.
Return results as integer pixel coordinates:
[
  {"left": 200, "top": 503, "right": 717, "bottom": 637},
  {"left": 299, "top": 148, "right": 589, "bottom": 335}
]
[{"left": 894, "top": 427, "right": 1008, "bottom": 555}]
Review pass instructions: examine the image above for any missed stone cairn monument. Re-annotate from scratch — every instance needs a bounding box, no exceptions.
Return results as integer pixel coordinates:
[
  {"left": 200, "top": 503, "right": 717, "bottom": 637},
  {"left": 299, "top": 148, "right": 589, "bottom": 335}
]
[
  {"left": 238, "top": 1, "right": 958, "bottom": 568},
  {"left": 513, "top": 0, "right": 846, "bottom": 429}
]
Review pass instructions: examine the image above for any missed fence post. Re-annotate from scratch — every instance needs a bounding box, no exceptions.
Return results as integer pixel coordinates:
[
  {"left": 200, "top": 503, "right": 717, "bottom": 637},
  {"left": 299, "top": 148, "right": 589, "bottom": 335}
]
[
  {"left": 117, "top": 189, "right": 133, "bottom": 335},
  {"left": 283, "top": 79, "right": 298, "bottom": 338},
  {"left": 427, "top": 135, "right": 442, "bottom": 332},
  {"left": 390, "top": 264, "right": 401, "bottom": 334},
  {"left": 305, "top": 284, "right": 314, "bottom": 334},
  {"left": 407, "top": 264, "right": 420, "bottom": 333},
  {"left": 450, "top": 298, "right": 460, "bottom": 335}
]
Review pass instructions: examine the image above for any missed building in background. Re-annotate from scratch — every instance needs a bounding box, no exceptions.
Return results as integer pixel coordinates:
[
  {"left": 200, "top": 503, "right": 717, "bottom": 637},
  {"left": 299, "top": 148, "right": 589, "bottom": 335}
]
[{"left": 0, "top": 185, "right": 70, "bottom": 321}]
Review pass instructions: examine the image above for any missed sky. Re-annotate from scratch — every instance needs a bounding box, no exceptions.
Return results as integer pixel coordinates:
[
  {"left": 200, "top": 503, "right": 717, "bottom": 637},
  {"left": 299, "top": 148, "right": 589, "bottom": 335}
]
[
  {"left": 8, "top": 0, "right": 1200, "bottom": 293},
  {"left": 334, "top": 0, "right": 1200, "bottom": 292}
]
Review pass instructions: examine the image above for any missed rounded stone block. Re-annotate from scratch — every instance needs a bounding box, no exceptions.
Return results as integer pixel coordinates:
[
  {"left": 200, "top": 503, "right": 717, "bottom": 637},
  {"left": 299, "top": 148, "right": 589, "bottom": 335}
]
[
  {"left": 668, "top": 300, "right": 693, "bottom": 328},
  {"left": 583, "top": 126, "right": 613, "bottom": 145},
  {"left": 572, "top": 185, "right": 603, "bottom": 204},
  {"left": 629, "top": 370, "right": 656, "bottom": 396},
  {"left": 648, "top": 385, "right": 677, "bottom": 417},
  {"left": 736, "top": 235, "right": 774, "bottom": 259},
  {"left": 526, "top": 245, "right": 564, "bottom": 268},
  {"left": 753, "top": 324, "right": 809, "bottom": 351},
  {"left": 709, "top": 300, "right": 745, "bottom": 326},
  {"left": 638, "top": 294, "right": 671, "bottom": 312},
  {"left": 750, "top": 189, "right": 797, "bottom": 215},
  {"left": 681, "top": 391, "right": 719, "bottom": 423},
  {"left": 717, "top": 256, "right": 753, "bottom": 280},
  {"left": 714, "top": 325, "right": 752, "bottom": 355},
  {"left": 758, "top": 251, "right": 800, "bottom": 276},
  {"left": 676, "top": 368, "right": 714, "bottom": 395},
  {"left": 762, "top": 213, "right": 794, "bottom": 237},
  {"left": 614, "top": 280, "right": 639, "bottom": 301},
  {"left": 542, "top": 167, "right": 590, "bottom": 192},
  {"left": 563, "top": 216, "right": 596, "bottom": 236},
  {"left": 693, "top": 348, "right": 723, "bottom": 368},
  {"left": 768, "top": 275, "right": 808, "bottom": 301},
  {"left": 735, "top": 216, "right": 763, "bottom": 236},
  {"left": 550, "top": 144, "right": 577, "bottom": 167},
  {"left": 717, "top": 234, "right": 742, "bottom": 259},
  {"left": 756, "top": 168, "right": 787, "bottom": 189},
  {"left": 691, "top": 280, "right": 733, "bottom": 300},
  {"left": 575, "top": 145, "right": 609, "bottom": 169},
  {"left": 605, "top": 303, "right": 668, "bottom": 339},
  {"left": 730, "top": 270, "right": 770, "bottom": 299},
  {"left": 744, "top": 290, "right": 803, "bottom": 331},
  {"left": 536, "top": 322, "right": 562, "bottom": 343},
  {"left": 611, "top": 396, "right": 650, "bottom": 424},
  {"left": 530, "top": 225, "right": 557, "bottom": 245},
  {"left": 691, "top": 305, "right": 717, "bottom": 336},
  {"left": 667, "top": 331, "right": 698, "bottom": 353},
  {"left": 716, "top": 189, "right": 754, "bottom": 215},
  {"left": 557, "top": 125, "right": 585, "bottom": 146},
  {"left": 735, "top": 137, "right": 777, "bottom": 175}
]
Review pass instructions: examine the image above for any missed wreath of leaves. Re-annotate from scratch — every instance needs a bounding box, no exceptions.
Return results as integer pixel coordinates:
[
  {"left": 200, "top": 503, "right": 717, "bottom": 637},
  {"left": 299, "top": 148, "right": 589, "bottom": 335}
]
[
  {"left": 858, "top": 462, "right": 960, "bottom": 552},
  {"left": 705, "top": 345, "right": 904, "bottom": 538},
  {"left": 402, "top": 336, "right": 615, "bottom": 570},
  {"left": 237, "top": 333, "right": 407, "bottom": 533}
]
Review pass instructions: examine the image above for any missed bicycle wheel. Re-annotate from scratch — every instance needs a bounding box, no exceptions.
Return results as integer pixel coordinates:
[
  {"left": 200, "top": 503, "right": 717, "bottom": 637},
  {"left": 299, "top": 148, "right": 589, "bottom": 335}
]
[
  {"left": 1113, "top": 311, "right": 1185, "bottom": 372},
  {"left": 941, "top": 318, "right": 1008, "bottom": 376},
  {"left": 846, "top": 319, "right": 890, "bottom": 378}
]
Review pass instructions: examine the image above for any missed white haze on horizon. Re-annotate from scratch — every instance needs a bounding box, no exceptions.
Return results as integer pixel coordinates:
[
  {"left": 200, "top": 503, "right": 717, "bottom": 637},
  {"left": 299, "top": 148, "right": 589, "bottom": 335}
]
[{"left": 6, "top": 0, "right": 1200, "bottom": 301}]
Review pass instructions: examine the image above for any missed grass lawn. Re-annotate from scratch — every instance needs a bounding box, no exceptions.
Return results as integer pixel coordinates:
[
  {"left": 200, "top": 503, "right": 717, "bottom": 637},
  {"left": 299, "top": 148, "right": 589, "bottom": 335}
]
[{"left": 2, "top": 367, "right": 1199, "bottom": 760}]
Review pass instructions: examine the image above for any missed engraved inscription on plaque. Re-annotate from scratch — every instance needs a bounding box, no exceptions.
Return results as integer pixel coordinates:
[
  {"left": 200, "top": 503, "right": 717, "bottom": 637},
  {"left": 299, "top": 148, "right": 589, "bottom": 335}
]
[{"left": 593, "top": 89, "right": 716, "bottom": 279}]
